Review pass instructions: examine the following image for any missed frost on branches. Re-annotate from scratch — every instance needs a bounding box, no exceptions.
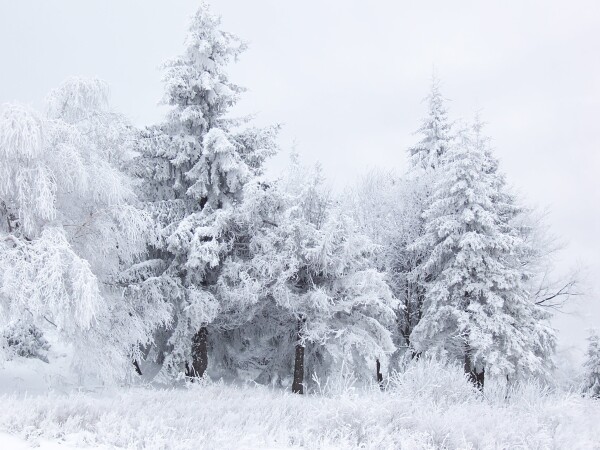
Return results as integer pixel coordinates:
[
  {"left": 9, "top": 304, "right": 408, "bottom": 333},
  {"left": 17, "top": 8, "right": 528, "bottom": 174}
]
[
  {"left": 345, "top": 170, "right": 430, "bottom": 366},
  {"left": 130, "top": 2, "right": 277, "bottom": 380},
  {"left": 408, "top": 75, "right": 452, "bottom": 171},
  {"left": 410, "top": 123, "right": 555, "bottom": 386},
  {"left": 344, "top": 78, "right": 454, "bottom": 365},
  {"left": 398, "top": 77, "right": 455, "bottom": 358},
  {"left": 0, "top": 78, "right": 168, "bottom": 381},
  {"left": 212, "top": 156, "right": 397, "bottom": 392}
]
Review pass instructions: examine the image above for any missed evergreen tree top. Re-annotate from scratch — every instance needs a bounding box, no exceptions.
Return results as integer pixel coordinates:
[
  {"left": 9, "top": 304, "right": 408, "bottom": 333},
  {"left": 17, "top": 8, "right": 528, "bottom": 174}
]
[
  {"left": 408, "top": 74, "right": 452, "bottom": 171},
  {"left": 162, "top": 2, "right": 246, "bottom": 128}
]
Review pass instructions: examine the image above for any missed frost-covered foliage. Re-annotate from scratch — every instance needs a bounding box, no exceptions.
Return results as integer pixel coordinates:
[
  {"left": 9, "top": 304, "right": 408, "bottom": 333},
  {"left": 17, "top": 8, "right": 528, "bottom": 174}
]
[
  {"left": 583, "top": 330, "right": 600, "bottom": 397},
  {"left": 388, "top": 355, "right": 480, "bottom": 406},
  {"left": 0, "top": 0, "right": 578, "bottom": 404},
  {"left": 0, "top": 78, "right": 168, "bottom": 381},
  {"left": 46, "top": 77, "right": 137, "bottom": 167},
  {"left": 130, "top": 2, "right": 277, "bottom": 379},
  {"left": 410, "top": 123, "right": 556, "bottom": 382},
  {"left": 275, "top": 158, "right": 397, "bottom": 381},
  {"left": 1, "top": 320, "right": 50, "bottom": 363},
  {"left": 345, "top": 170, "right": 431, "bottom": 364},
  {"left": 408, "top": 75, "right": 452, "bottom": 170},
  {"left": 1, "top": 360, "right": 599, "bottom": 449},
  {"left": 213, "top": 156, "right": 397, "bottom": 387},
  {"left": 344, "top": 78, "right": 454, "bottom": 364}
]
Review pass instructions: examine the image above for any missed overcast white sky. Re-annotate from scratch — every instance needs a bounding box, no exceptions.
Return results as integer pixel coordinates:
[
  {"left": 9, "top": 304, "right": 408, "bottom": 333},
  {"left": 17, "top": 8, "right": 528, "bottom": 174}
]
[{"left": 0, "top": 1, "right": 598, "bottom": 362}]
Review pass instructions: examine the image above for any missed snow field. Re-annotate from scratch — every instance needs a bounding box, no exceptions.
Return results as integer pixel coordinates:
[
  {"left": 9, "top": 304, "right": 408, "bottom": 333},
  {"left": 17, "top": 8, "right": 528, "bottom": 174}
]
[{"left": 0, "top": 359, "right": 598, "bottom": 449}]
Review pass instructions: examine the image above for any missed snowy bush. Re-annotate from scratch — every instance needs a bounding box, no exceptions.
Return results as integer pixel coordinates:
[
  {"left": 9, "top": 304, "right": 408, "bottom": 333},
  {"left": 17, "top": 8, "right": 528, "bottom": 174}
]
[
  {"left": 388, "top": 356, "right": 479, "bottom": 406},
  {"left": 1, "top": 321, "right": 50, "bottom": 363}
]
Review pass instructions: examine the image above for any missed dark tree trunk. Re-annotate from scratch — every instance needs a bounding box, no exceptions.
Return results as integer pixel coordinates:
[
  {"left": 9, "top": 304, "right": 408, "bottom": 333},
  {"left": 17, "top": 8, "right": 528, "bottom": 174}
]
[
  {"left": 292, "top": 317, "right": 306, "bottom": 394},
  {"left": 464, "top": 351, "right": 484, "bottom": 391},
  {"left": 475, "top": 368, "right": 485, "bottom": 390},
  {"left": 133, "top": 360, "right": 142, "bottom": 376},
  {"left": 464, "top": 352, "right": 475, "bottom": 384},
  {"left": 186, "top": 327, "right": 208, "bottom": 379},
  {"left": 376, "top": 359, "right": 384, "bottom": 388}
]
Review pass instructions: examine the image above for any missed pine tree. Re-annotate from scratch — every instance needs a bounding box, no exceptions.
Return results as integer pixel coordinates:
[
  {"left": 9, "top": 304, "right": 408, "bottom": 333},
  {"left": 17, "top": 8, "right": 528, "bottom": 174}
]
[
  {"left": 344, "top": 78, "right": 454, "bottom": 365},
  {"left": 399, "top": 76, "right": 454, "bottom": 357},
  {"left": 408, "top": 75, "right": 452, "bottom": 171},
  {"left": 410, "top": 126, "right": 555, "bottom": 387},
  {"left": 583, "top": 330, "right": 600, "bottom": 397},
  {"left": 130, "top": 3, "right": 277, "bottom": 380}
]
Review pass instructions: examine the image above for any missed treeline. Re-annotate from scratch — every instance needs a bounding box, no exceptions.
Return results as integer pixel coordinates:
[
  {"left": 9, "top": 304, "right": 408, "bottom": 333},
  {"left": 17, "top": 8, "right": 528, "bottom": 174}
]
[{"left": 0, "top": 3, "right": 584, "bottom": 393}]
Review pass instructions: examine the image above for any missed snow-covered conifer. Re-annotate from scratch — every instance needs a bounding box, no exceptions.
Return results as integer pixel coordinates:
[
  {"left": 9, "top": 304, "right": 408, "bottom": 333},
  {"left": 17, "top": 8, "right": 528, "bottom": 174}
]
[
  {"left": 376, "top": 78, "right": 454, "bottom": 360},
  {"left": 342, "top": 78, "right": 454, "bottom": 365},
  {"left": 220, "top": 157, "right": 397, "bottom": 392},
  {"left": 130, "top": 3, "right": 277, "bottom": 380},
  {"left": 408, "top": 75, "right": 453, "bottom": 171},
  {"left": 410, "top": 126, "right": 555, "bottom": 387}
]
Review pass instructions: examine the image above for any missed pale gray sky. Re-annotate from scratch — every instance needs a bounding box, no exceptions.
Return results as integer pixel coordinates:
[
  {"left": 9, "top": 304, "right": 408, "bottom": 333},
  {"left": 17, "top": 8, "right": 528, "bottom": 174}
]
[{"left": 0, "top": 1, "right": 598, "bottom": 363}]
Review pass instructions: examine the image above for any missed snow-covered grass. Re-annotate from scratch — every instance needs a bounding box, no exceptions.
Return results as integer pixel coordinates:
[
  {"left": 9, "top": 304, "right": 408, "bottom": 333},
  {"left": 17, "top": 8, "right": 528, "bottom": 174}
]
[{"left": 0, "top": 359, "right": 599, "bottom": 449}]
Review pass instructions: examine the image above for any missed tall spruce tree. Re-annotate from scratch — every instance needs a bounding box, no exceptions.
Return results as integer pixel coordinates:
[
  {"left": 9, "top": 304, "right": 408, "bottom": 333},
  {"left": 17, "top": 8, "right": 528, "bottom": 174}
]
[
  {"left": 399, "top": 76, "right": 454, "bottom": 357},
  {"left": 408, "top": 75, "right": 452, "bottom": 171},
  {"left": 410, "top": 126, "right": 555, "bottom": 387},
  {"left": 346, "top": 78, "right": 454, "bottom": 365},
  {"left": 130, "top": 3, "right": 277, "bottom": 380}
]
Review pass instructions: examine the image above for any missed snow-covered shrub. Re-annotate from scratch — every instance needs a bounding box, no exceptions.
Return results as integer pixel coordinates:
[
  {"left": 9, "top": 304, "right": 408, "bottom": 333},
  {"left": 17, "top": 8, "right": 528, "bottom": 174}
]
[
  {"left": 1, "top": 320, "right": 50, "bottom": 363},
  {"left": 388, "top": 355, "right": 479, "bottom": 406},
  {"left": 310, "top": 360, "right": 361, "bottom": 398}
]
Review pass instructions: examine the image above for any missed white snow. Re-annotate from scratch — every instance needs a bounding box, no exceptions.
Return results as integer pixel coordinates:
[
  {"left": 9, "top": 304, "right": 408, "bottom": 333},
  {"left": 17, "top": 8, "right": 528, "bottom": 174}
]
[{"left": 0, "top": 358, "right": 598, "bottom": 449}]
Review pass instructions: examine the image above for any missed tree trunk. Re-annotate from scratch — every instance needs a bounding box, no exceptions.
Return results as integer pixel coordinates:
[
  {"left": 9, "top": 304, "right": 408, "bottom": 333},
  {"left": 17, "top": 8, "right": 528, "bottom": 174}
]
[
  {"left": 464, "top": 351, "right": 484, "bottom": 391},
  {"left": 292, "top": 317, "right": 305, "bottom": 394},
  {"left": 133, "top": 360, "right": 142, "bottom": 376},
  {"left": 475, "top": 367, "right": 485, "bottom": 390},
  {"left": 186, "top": 327, "right": 208, "bottom": 379},
  {"left": 464, "top": 351, "right": 474, "bottom": 383},
  {"left": 376, "top": 359, "right": 384, "bottom": 388}
]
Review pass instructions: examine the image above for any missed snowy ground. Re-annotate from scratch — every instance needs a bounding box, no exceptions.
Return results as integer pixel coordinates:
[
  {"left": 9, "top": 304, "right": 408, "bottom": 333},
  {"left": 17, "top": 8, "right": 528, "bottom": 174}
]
[{"left": 1, "top": 358, "right": 599, "bottom": 449}]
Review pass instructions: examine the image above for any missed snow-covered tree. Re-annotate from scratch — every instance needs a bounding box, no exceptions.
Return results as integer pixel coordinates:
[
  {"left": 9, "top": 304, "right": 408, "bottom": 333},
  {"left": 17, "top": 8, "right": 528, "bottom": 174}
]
[
  {"left": 583, "top": 330, "right": 600, "bottom": 397},
  {"left": 130, "top": 3, "right": 277, "bottom": 380},
  {"left": 341, "top": 78, "right": 455, "bottom": 367},
  {"left": 396, "top": 77, "right": 455, "bottom": 355},
  {"left": 409, "top": 125, "right": 556, "bottom": 387},
  {"left": 0, "top": 78, "right": 168, "bottom": 381},
  {"left": 217, "top": 157, "right": 397, "bottom": 393},
  {"left": 408, "top": 75, "right": 453, "bottom": 171},
  {"left": 344, "top": 170, "right": 430, "bottom": 366}
]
